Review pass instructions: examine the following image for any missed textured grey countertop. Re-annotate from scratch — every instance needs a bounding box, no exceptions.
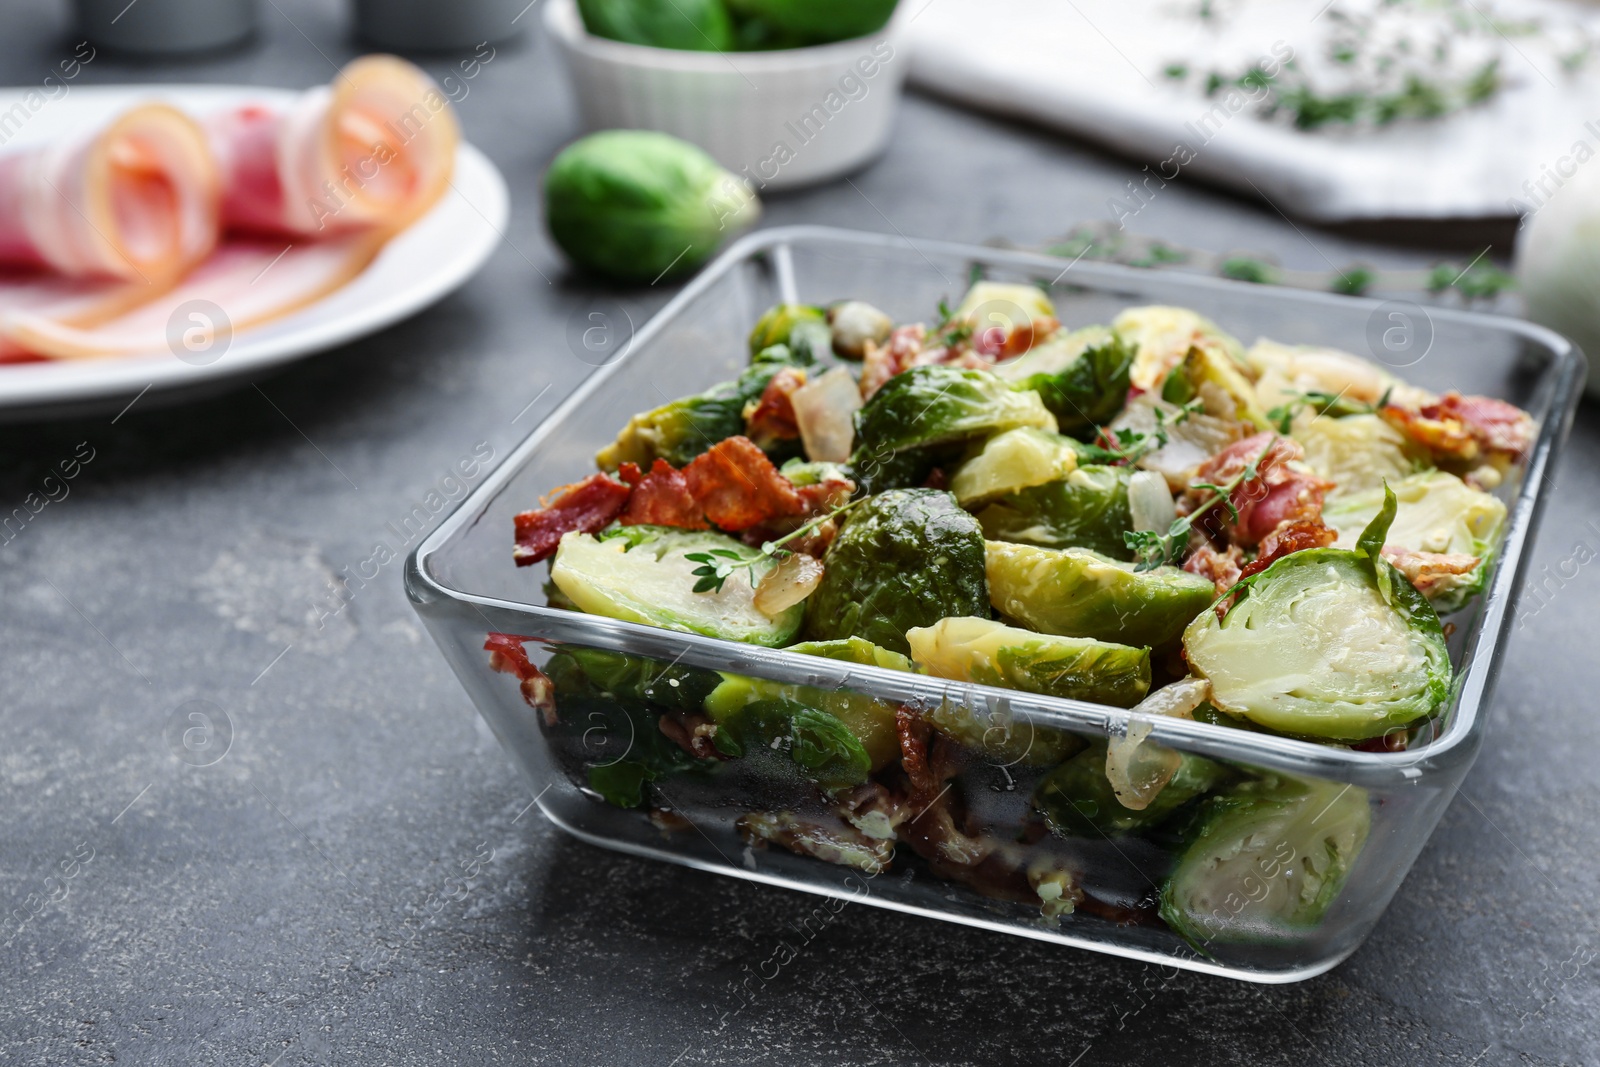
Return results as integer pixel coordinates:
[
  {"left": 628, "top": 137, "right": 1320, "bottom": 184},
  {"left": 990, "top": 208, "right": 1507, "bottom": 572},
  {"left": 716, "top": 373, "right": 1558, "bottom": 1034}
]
[{"left": 1, "top": 3, "right": 1597, "bottom": 1065}]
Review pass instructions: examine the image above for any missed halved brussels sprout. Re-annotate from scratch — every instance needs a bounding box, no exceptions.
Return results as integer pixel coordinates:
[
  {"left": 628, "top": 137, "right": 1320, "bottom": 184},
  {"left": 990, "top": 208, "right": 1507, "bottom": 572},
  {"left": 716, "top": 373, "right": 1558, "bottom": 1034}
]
[
  {"left": 851, "top": 365, "right": 1057, "bottom": 458},
  {"left": 596, "top": 349, "right": 805, "bottom": 469},
  {"left": 1035, "top": 742, "right": 1228, "bottom": 837},
  {"left": 1160, "top": 775, "right": 1371, "bottom": 946},
  {"left": 1112, "top": 305, "right": 1246, "bottom": 392},
  {"left": 906, "top": 616, "right": 1151, "bottom": 707},
  {"left": 948, "top": 281, "right": 1059, "bottom": 344},
  {"left": 703, "top": 637, "right": 911, "bottom": 769},
  {"left": 1325, "top": 470, "right": 1505, "bottom": 612},
  {"left": 924, "top": 694, "right": 1085, "bottom": 767},
  {"left": 712, "top": 696, "right": 873, "bottom": 791},
  {"left": 974, "top": 465, "right": 1135, "bottom": 560},
  {"left": 1246, "top": 338, "right": 1409, "bottom": 412},
  {"left": 1177, "top": 341, "right": 1271, "bottom": 430},
  {"left": 989, "top": 326, "right": 1134, "bottom": 437},
  {"left": 1295, "top": 413, "right": 1426, "bottom": 498},
  {"left": 551, "top": 526, "right": 805, "bottom": 647},
  {"left": 564, "top": 647, "right": 722, "bottom": 712},
  {"left": 985, "top": 540, "right": 1215, "bottom": 649},
  {"left": 949, "top": 427, "right": 1079, "bottom": 508},
  {"left": 749, "top": 303, "right": 829, "bottom": 360},
  {"left": 1182, "top": 494, "right": 1451, "bottom": 740},
  {"left": 804, "top": 489, "right": 989, "bottom": 655}
]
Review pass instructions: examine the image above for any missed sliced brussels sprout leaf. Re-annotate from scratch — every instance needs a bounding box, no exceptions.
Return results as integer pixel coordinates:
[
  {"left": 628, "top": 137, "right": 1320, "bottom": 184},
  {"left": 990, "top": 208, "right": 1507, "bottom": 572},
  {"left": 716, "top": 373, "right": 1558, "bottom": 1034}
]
[
  {"left": 804, "top": 489, "right": 990, "bottom": 656},
  {"left": 1112, "top": 305, "right": 1247, "bottom": 392},
  {"left": 702, "top": 636, "right": 911, "bottom": 770},
  {"left": 1160, "top": 775, "right": 1371, "bottom": 947},
  {"left": 576, "top": 0, "right": 734, "bottom": 50},
  {"left": 1182, "top": 531, "right": 1452, "bottom": 741},
  {"left": 949, "top": 427, "right": 1079, "bottom": 508},
  {"left": 711, "top": 696, "right": 873, "bottom": 791},
  {"left": 986, "top": 540, "right": 1216, "bottom": 649},
  {"left": 1035, "top": 742, "right": 1230, "bottom": 838},
  {"left": 974, "top": 465, "right": 1135, "bottom": 560},
  {"left": 1180, "top": 342, "right": 1271, "bottom": 430},
  {"left": 551, "top": 526, "right": 805, "bottom": 647},
  {"left": 851, "top": 365, "right": 1057, "bottom": 459},
  {"left": 596, "top": 350, "right": 805, "bottom": 469},
  {"left": 925, "top": 694, "right": 1086, "bottom": 767},
  {"left": 564, "top": 647, "right": 722, "bottom": 712},
  {"left": 989, "top": 326, "right": 1134, "bottom": 437},
  {"left": 906, "top": 616, "right": 1151, "bottom": 708},
  {"left": 1324, "top": 470, "right": 1504, "bottom": 613},
  {"left": 544, "top": 131, "right": 758, "bottom": 284},
  {"left": 748, "top": 303, "right": 827, "bottom": 356},
  {"left": 1295, "top": 413, "right": 1427, "bottom": 499},
  {"left": 828, "top": 300, "right": 893, "bottom": 360}
]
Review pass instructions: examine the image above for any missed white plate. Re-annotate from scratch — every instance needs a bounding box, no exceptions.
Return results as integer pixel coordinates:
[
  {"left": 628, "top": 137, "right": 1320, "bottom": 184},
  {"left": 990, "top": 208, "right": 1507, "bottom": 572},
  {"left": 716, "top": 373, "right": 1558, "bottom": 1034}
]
[{"left": 0, "top": 84, "right": 507, "bottom": 421}]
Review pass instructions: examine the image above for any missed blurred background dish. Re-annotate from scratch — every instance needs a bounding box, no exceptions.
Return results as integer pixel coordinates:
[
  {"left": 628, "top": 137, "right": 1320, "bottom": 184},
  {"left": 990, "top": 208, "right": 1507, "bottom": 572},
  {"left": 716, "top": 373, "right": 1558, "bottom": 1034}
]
[
  {"left": 352, "top": 0, "right": 531, "bottom": 51},
  {"left": 544, "top": 0, "right": 910, "bottom": 189},
  {"left": 0, "top": 84, "right": 505, "bottom": 421},
  {"left": 73, "top": 0, "right": 257, "bottom": 55}
]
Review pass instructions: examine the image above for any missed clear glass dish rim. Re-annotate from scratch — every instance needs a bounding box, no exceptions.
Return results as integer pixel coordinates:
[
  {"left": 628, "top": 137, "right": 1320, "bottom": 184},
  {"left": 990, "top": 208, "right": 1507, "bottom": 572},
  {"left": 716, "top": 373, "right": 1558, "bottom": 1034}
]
[{"left": 406, "top": 224, "right": 1584, "bottom": 789}]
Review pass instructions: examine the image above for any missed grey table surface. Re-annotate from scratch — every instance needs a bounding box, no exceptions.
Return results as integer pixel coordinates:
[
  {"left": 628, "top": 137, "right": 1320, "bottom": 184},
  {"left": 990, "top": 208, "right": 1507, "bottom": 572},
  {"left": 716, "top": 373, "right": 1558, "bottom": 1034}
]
[{"left": 1, "top": 3, "right": 1597, "bottom": 1065}]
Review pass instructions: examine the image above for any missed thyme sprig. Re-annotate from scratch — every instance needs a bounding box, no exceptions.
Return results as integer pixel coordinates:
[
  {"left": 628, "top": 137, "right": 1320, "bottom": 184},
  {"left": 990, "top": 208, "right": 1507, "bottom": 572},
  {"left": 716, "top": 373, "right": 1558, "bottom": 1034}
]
[
  {"left": 1084, "top": 399, "right": 1204, "bottom": 465},
  {"left": 1123, "top": 436, "right": 1278, "bottom": 572},
  {"left": 686, "top": 500, "right": 859, "bottom": 595},
  {"left": 1265, "top": 386, "right": 1393, "bottom": 434}
]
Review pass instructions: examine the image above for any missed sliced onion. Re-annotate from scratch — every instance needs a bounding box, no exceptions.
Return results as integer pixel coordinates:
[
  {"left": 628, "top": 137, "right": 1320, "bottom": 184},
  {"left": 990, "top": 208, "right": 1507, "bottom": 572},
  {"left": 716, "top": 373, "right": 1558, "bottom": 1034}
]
[
  {"left": 754, "top": 553, "right": 824, "bottom": 616},
  {"left": 792, "top": 367, "right": 861, "bottom": 463},
  {"left": 1105, "top": 677, "right": 1210, "bottom": 811},
  {"left": 1127, "top": 469, "right": 1176, "bottom": 533}
]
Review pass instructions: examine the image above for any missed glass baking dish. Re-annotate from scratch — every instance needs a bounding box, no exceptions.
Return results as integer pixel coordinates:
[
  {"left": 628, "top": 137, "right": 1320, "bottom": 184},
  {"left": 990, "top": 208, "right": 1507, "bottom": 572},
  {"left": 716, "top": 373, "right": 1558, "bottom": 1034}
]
[{"left": 405, "top": 226, "right": 1582, "bottom": 983}]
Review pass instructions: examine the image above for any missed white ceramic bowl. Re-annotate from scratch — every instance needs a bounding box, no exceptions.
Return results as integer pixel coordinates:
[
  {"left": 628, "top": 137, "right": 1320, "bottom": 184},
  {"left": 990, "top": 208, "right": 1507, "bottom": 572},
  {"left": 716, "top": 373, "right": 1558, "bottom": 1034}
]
[{"left": 544, "top": 0, "right": 910, "bottom": 189}]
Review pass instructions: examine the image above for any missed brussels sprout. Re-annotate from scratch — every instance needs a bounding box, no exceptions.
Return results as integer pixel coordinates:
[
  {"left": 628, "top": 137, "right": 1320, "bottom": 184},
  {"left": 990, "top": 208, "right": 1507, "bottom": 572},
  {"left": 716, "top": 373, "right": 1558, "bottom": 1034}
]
[
  {"left": 924, "top": 694, "right": 1086, "bottom": 767},
  {"left": 576, "top": 0, "right": 735, "bottom": 50},
  {"left": 949, "top": 427, "right": 1080, "bottom": 508},
  {"left": 907, "top": 616, "right": 1151, "bottom": 708},
  {"left": 1178, "top": 341, "right": 1271, "bottom": 430},
  {"left": 1160, "top": 775, "right": 1371, "bottom": 946},
  {"left": 1295, "top": 413, "right": 1426, "bottom": 498},
  {"left": 728, "top": 0, "right": 899, "bottom": 42},
  {"left": 1183, "top": 490, "right": 1451, "bottom": 740},
  {"left": 974, "top": 465, "right": 1136, "bottom": 560},
  {"left": 1034, "top": 742, "right": 1228, "bottom": 837},
  {"left": 703, "top": 636, "right": 911, "bottom": 769},
  {"left": 749, "top": 303, "right": 827, "bottom": 357},
  {"left": 545, "top": 131, "right": 759, "bottom": 284},
  {"left": 828, "top": 300, "right": 894, "bottom": 360},
  {"left": 544, "top": 673, "right": 712, "bottom": 808},
  {"left": 852, "top": 365, "right": 1057, "bottom": 458},
  {"left": 564, "top": 647, "right": 722, "bottom": 712},
  {"left": 990, "top": 326, "right": 1134, "bottom": 437},
  {"left": 1112, "top": 305, "right": 1246, "bottom": 392},
  {"left": 1246, "top": 339, "right": 1407, "bottom": 413},
  {"left": 712, "top": 696, "right": 873, "bottom": 790},
  {"left": 1324, "top": 470, "right": 1504, "bottom": 613},
  {"left": 551, "top": 526, "right": 805, "bottom": 646},
  {"left": 804, "top": 489, "right": 989, "bottom": 655},
  {"left": 985, "top": 540, "right": 1215, "bottom": 649},
  {"left": 596, "top": 348, "right": 804, "bottom": 469},
  {"left": 948, "top": 281, "right": 1059, "bottom": 349}
]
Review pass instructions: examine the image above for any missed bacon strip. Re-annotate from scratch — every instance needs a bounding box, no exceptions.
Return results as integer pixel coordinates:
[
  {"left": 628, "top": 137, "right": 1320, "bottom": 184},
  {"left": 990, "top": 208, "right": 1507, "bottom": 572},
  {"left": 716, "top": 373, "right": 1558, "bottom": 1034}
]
[
  {"left": 483, "top": 633, "right": 556, "bottom": 726},
  {"left": 743, "top": 366, "right": 806, "bottom": 451},
  {"left": 1238, "top": 519, "right": 1338, "bottom": 581},
  {"left": 0, "top": 103, "right": 218, "bottom": 281},
  {"left": 1382, "top": 545, "right": 1480, "bottom": 599},
  {"left": 1190, "top": 433, "right": 1333, "bottom": 547},
  {"left": 512, "top": 473, "right": 630, "bottom": 565},
  {"left": 618, "top": 459, "right": 706, "bottom": 530},
  {"left": 206, "top": 55, "right": 458, "bottom": 236},
  {"left": 1381, "top": 391, "right": 1534, "bottom": 465},
  {"left": 682, "top": 435, "right": 805, "bottom": 532}
]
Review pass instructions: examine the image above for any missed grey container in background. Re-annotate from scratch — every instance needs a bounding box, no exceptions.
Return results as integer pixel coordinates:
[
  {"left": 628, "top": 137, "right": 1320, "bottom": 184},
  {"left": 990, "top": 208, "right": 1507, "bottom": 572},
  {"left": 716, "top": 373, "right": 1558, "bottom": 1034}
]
[
  {"left": 73, "top": 0, "right": 256, "bottom": 54},
  {"left": 353, "top": 0, "right": 529, "bottom": 51}
]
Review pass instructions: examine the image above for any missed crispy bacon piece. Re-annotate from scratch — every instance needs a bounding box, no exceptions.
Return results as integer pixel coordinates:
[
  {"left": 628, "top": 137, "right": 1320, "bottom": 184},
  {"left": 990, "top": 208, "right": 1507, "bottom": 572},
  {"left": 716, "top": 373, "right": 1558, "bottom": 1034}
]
[
  {"left": 1382, "top": 546, "right": 1480, "bottom": 599},
  {"left": 1185, "top": 540, "right": 1244, "bottom": 595},
  {"left": 617, "top": 459, "right": 707, "bottom": 530},
  {"left": 860, "top": 324, "right": 933, "bottom": 398},
  {"left": 512, "top": 473, "right": 630, "bottom": 565},
  {"left": 682, "top": 435, "right": 806, "bottom": 532},
  {"left": 1238, "top": 519, "right": 1338, "bottom": 581},
  {"left": 743, "top": 367, "right": 807, "bottom": 451},
  {"left": 657, "top": 711, "right": 728, "bottom": 761},
  {"left": 483, "top": 633, "right": 557, "bottom": 726},
  {"left": 1382, "top": 391, "right": 1534, "bottom": 465},
  {"left": 973, "top": 314, "right": 1060, "bottom": 359},
  {"left": 1189, "top": 433, "right": 1333, "bottom": 547}
]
